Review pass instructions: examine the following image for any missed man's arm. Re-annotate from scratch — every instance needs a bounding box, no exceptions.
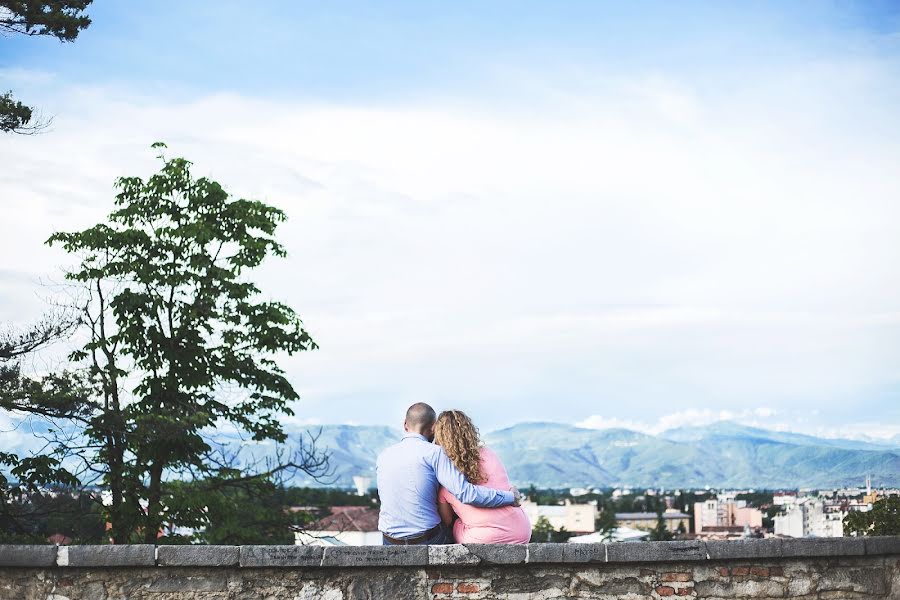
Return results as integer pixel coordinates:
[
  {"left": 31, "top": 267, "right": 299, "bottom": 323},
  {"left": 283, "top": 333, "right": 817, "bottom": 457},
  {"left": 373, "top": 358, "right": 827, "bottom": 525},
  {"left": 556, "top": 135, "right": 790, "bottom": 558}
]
[{"left": 433, "top": 449, "right": 516, "bottom": 507}]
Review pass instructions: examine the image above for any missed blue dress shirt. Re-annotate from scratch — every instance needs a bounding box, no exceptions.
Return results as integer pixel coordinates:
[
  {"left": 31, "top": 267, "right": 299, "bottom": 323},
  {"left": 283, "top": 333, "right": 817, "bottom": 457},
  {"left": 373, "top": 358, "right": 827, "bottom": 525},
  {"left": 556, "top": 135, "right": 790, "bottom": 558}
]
[{"left": 376, "top": 433, "right": 515, "bottom": 538}]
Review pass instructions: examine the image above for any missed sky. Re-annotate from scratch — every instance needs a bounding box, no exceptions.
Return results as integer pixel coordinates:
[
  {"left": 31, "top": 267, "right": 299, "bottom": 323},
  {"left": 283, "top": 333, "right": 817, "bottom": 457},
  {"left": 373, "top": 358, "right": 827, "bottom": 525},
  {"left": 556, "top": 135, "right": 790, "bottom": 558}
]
[{"left": 2, "top": 1, "right": 900, "bottom": 440}]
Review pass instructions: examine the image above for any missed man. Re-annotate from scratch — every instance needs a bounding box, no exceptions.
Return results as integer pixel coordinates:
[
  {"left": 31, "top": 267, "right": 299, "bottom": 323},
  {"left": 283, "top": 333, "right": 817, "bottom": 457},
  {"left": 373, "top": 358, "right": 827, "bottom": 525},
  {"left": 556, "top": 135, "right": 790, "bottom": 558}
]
[{"left": 377, "top": 402, "right": 521, "bottom": 545}]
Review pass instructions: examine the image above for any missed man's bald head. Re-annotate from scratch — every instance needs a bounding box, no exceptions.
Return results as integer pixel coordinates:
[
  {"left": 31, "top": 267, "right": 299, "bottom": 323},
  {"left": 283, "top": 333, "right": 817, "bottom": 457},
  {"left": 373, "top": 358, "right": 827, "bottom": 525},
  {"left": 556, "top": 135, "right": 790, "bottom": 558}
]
[{"left": 404, "top": 402, "right": 437, "bottom": 438}]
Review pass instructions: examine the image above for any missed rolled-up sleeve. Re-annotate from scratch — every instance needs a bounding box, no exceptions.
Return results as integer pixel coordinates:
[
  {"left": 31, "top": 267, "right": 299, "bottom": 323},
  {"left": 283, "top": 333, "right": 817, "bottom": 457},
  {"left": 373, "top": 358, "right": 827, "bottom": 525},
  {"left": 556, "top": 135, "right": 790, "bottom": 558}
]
[{"left": 433, "top": 449, "right": 514, "bottom": 507}]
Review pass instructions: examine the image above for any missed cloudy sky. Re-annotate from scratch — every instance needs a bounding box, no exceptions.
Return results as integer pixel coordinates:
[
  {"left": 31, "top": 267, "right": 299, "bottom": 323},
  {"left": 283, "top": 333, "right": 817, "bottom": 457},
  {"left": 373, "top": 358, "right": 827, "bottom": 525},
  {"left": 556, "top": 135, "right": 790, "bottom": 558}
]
[{"left": 2, "top": 1, "right": 900, "bottom": 439}]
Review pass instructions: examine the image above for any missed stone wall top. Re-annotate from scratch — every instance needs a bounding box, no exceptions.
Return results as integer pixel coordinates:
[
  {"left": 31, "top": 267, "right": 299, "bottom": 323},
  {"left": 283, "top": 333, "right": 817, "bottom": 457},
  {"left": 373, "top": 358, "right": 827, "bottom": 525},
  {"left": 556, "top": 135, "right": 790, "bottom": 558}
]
[{"left": 0, "top": 537, "right": 897, "bottom": 569}]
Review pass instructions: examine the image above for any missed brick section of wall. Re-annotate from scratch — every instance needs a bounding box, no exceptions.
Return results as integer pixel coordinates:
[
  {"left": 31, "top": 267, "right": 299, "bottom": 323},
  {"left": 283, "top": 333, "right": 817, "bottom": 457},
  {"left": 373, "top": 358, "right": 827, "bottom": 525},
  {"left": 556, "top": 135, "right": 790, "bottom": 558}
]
[{"left": 0, "top": 537, "right": 897, "bottom": 599}]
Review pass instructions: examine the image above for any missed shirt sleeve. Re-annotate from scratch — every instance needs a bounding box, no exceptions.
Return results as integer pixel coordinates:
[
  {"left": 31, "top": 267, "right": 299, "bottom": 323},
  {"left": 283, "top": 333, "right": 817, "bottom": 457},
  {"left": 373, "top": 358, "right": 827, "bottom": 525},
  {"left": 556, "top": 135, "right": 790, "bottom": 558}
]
[{"left": 432, "top": 448, "right": 514, "bottom": 507}]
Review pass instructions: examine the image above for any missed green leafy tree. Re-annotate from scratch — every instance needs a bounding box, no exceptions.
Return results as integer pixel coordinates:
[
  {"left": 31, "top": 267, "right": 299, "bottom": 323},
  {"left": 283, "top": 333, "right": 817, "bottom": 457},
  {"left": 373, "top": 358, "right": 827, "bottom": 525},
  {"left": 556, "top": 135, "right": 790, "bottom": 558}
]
[
  {"left": 0, "top": 316, "right": 87, "bottom": 526},
  {"left": 0, "top": 1, "right": 92, "bottom": 133},
  {"left": 595, "top": 501, "right": 617, "bottom": 541},
  {"left": 37, "top": 144, "right": 328, "bottom": 543},
  {"left": 843, "top": 496, "right": 900, "bottom": 537},
  {"left": 530, "top": 515, "right": 573, "bottom": 543},
  {"left": 647, "top": 508, "right": 673, "bottom": 541}
]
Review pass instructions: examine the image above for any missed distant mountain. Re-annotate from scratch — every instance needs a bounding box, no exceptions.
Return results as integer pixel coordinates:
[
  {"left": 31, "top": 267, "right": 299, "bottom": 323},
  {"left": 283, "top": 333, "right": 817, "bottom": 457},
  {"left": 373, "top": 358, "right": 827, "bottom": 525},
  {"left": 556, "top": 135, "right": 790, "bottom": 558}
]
[
  {"left": 286, "top": 420, "right": 900, "bottom": 489},
  {"left": 3, "top": 418, "right": 898, "bottom": 489}
]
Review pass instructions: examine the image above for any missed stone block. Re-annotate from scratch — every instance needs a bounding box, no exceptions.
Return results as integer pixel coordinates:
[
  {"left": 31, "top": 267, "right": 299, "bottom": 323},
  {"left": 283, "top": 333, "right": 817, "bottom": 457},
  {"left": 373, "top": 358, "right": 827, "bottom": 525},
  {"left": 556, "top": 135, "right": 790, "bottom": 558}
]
[
  {"left": 527, "top": 543, "right": 606, "bottom": 563},
  {"left": 240, "top": 545, "right": 323, "bottom": 567},
  {"left": 817, "top": 566, "right": 890, "bottom": 596},
  {"left": 491, "top": 572, "right": 572, "bottom": 595},
  {"left": 348, "top": 571, "right": 422, "bottom": 598},
  {"left": 781, "top": 537, "right": 865, "bottom": 558},
  {"left": 695, "top": 578, "right": 786, "bottom": 597},
  {"left": 0, "top": 545, "right": 56, "bottom": 567},
  {"left": 464, "top": 543, "right": 527, "bottom": 564},
  {"left": 144, "top": 574, "right": 228, "bottom": 592},
  {"left": 865, "top": 536, "right": 900, "bottom": 556},
  {"left": 157, "top": 545, "right": 240, "bottom": 566},
  {"left": 322, "top": 545, "right": 428, "bottom": 567},
  {"left": 63, "top": 545, "right": 155, "bottom": 567},
  {"left": 706, "top": 538, "right": 782, "bottom": 560},
  {"left": 428, "top": 544, "right": 480, "bottom": 565},
  {"left": 607, "top": 541, "right": 706, "bottom": 563}
]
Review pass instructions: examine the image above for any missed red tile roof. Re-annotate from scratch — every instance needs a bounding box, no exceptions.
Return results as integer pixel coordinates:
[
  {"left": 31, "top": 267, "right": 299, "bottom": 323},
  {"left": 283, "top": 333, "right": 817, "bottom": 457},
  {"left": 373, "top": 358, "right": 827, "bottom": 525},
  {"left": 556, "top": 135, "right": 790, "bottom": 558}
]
[{"left": 307, "top": 506, "right": 380, "bottom": 532}]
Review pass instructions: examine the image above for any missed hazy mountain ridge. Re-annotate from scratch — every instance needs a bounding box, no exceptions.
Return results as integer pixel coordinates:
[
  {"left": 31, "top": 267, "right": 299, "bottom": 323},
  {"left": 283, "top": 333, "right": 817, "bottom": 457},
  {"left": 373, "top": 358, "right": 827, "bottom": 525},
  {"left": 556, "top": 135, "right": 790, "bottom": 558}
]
[
  {"left": 3, "top": 419, "right": 898, "bottom": 489},
  {"left": 285, "top": 420, "right": 900, "bottom": 489}
]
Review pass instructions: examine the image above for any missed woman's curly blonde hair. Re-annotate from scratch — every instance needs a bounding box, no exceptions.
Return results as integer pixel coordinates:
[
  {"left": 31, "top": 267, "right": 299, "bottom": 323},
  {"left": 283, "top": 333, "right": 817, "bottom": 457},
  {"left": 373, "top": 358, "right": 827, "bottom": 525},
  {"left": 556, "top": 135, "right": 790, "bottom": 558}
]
[{"left": 433, "top": 410, "right": 484, "bottom": 485}]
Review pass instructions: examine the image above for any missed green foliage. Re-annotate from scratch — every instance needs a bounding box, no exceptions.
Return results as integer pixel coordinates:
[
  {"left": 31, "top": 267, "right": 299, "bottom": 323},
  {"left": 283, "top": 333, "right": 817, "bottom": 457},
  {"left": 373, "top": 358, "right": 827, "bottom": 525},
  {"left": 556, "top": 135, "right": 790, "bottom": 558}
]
[
  {"left": 530, "top": 515, "right": 573, "bottom": 543},
  {"left": 37, "top": 145, "right": 325, "bottom": 543},
  {"left": 647, "top": 508, "right": 673, "bottom": 541},
  {"left": 843, "top": 496, "right": 900, "bottom": 537},
  {"left": 1, "top": 1, "right": 91, "bottom": 133},
  {"left": 0, "top": 316, "right": 87, "bottom": 523},
  {"left": 595, "top": 501, "right": 617, "bottom": 541},
  {"left": 0, "top": 490, "right": 106, "bottom": 544},
  {"left": 0, "top": 91, "right": 35, "bottom": 133},
  {"left": 0, "top": 0, "right": 91, "bottom": 40}
]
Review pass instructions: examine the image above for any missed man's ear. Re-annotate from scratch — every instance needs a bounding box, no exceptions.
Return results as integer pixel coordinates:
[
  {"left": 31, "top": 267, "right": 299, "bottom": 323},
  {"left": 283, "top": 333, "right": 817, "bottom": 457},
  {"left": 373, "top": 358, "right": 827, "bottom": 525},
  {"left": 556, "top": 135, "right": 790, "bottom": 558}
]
[
  {"left": 425, "top": 424, "right": 435, "bottom": 440},
  {"left": 403, "top": 420, "right": 409, "bottom": 433}
]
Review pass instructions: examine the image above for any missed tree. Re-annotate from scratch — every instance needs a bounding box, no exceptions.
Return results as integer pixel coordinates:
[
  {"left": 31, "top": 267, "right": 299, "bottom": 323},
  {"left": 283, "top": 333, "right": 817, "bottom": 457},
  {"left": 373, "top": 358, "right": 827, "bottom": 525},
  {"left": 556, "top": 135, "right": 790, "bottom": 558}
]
[
  {"left": 0, "top": 1, "right": 92, "bottom": 133},
  {"left": 595, "top": 501, "right": 617, "bottom": 542},
  {"left": 25, "top": 143, "right": 328, "bottom": 543},
  {"left": 530, "top": 515, "right": 572, "bottom": 543},
  {"left": 647, "top": 508, "right": 673, "bottom": 541},
  {"left": 844, "top": 496, "right": 900, "bottom": 537},
  {"left": 0, "top": 315, "right": 87, "bottom": 527}
]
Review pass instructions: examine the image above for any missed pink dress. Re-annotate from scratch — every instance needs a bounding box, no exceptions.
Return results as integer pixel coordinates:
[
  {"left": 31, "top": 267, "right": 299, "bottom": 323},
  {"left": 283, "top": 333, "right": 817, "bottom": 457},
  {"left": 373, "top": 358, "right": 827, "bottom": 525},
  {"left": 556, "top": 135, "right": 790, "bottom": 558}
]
[{"left": 438, "top": 446, "right": 531, "bottom": 544}]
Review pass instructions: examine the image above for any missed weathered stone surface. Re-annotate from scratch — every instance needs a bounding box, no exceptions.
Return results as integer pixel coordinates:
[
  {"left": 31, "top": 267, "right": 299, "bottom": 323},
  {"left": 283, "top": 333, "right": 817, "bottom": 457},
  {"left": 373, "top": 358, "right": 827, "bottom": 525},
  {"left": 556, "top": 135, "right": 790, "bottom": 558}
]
[
  {"left": 0, "top": 545, "right": 56, "bottom": 567},
  {"left": 464, "top": 543, "right": 527, "bottom": 564},
  {"left": 695, "top": 578, "right": 786, "bottom": 597},
  {"left": 157, "top": 545, "right": 240, "bottom": 567},
  {"left": 348, "top": 570, "right": 422, "bottom": 599},
  {"left": 428, "top": 544, "right": 480, "bottom": 565},
  {"left": 0, "top": 539, "right": 899, "bottom": 599},
  {"left": 607, "top": 540, "right": 706, "bottom": 563},
  {"left": 240, "top": 545, "right": 323, "bottom": 567},
  {"left": 781, "top": 537, "right": 866, "bottom": 557},
  {"left": 706, "top": 538, "right": 783, "bottom": 560},
  {"left": 490, "top": 571, "right": 572, "bottom": 595},
  {"left": 322, "top": 545, "right": 428, "bottom": 567},
  {"left": 817, "top": 566, "right": 890, "bottom": 596},
  {"left": 866, "top": 535, "right": 900, "bottom": 556},
  {"left": 527, "top": 542, "right": 605, "bottom": 563},
  {"left": 572, "top": 571, "right": 650, "bottom": 596},
  {"left": 64, "top": 545, "right": 155, "bottom": 567},
  {"left": 144, "top": 573, "right": 228, "bottom": 592}
]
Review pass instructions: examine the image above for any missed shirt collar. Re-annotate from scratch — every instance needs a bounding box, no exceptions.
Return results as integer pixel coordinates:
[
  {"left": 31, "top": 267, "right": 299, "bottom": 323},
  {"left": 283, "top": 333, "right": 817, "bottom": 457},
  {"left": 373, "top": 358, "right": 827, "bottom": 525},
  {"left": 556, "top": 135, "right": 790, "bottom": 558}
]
[{"left": 402, "top": 432, "right": 428, "bottom": 442}]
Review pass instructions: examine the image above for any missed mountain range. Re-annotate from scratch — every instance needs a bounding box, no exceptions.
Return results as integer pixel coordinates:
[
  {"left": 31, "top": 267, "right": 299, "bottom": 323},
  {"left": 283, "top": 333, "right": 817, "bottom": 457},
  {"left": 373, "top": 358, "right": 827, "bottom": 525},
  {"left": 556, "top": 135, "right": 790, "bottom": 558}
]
[
  {"left": 3, "top": 419, "right": 898, "bottom": 490},
  {"left": 286, "top": 421, "right": 900, "bottom": 490}
]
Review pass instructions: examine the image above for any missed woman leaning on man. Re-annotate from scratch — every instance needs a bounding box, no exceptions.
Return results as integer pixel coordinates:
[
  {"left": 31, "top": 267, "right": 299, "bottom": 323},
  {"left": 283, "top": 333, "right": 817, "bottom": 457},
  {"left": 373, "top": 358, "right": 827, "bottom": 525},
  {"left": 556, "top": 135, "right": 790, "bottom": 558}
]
[{"left": 433, "top": 410, "right": 531, "bottom": 544}]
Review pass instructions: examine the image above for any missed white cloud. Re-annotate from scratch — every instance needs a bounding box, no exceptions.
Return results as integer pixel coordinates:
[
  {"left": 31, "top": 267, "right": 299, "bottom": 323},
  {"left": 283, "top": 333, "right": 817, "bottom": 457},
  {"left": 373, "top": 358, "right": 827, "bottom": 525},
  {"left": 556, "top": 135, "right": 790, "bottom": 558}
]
[
  {"left": 576, "top": 407, "right": 781, "bottom": 436},
  {"left": 2, "top": 56, "right": 900, "bottom": 433}
]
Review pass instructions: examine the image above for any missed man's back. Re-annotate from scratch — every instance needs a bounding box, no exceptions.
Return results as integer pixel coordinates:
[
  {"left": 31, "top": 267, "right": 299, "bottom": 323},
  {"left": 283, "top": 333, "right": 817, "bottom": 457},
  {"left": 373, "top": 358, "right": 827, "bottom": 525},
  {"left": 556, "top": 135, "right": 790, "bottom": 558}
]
[{"left": 377, "top": 434, "right": 445, "bottom": 538}]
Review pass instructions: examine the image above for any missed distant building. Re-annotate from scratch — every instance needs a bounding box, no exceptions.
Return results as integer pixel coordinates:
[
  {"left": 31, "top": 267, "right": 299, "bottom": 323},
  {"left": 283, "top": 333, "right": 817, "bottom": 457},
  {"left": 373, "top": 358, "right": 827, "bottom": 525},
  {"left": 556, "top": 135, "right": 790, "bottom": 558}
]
[
  {"left": 773, "top": 491, "right": 798, "bottom": 506},
  {"left": 521, "top": 499, "right": 597, "bottom": 534},
  {"left": 693, "top": 498, "right": 763, "bottom": 534},
  {"left": 774, "top": 498, "right": 844, "bottom": 538},
  {"left": 295, "top": 506, "right": 382, "bottom": 546},
  {"left": 568, "top": 526, "right": 650, "bottom": 543},
  {"left": 614, "top": 510, "right": 690, "bottom": 533}
]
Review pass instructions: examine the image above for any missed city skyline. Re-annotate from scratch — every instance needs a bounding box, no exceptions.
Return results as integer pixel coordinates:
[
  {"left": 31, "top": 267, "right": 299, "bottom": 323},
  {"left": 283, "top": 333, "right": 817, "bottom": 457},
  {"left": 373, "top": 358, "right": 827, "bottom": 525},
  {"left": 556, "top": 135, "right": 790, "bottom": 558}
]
[{"left": 2, "top": 2, "right": 900, "bottom": 439}]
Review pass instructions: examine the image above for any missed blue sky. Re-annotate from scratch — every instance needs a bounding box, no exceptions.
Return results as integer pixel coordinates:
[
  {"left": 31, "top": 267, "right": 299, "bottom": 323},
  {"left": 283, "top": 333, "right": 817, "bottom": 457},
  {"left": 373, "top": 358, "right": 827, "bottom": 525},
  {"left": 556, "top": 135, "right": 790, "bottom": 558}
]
[{"left": 2, "top": 1, "right": 900, "bottom": 439}]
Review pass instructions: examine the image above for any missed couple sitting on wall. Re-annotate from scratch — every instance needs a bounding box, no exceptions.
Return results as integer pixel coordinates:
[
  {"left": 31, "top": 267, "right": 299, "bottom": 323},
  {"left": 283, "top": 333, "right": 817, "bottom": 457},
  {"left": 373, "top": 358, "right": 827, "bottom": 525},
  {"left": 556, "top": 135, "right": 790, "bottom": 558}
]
[{"left": 376, "top": 402, "right": 531, "bottom": 545}]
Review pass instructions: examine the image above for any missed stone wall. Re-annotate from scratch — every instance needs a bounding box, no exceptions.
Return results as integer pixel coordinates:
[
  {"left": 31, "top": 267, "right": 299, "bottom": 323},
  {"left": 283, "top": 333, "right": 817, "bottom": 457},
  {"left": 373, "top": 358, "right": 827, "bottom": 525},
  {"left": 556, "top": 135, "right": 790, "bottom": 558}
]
[{"left": 0, "top": 537, "right": 898, "bottom": 599}]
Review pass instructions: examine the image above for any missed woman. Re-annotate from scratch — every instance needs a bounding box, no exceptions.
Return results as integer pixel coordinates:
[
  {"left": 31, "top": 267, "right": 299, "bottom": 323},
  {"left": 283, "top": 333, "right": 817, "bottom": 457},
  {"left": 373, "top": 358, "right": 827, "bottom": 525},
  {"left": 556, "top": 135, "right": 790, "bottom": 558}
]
[{"left": 434, "top": 410, "right": 531, "bottom": 544}]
